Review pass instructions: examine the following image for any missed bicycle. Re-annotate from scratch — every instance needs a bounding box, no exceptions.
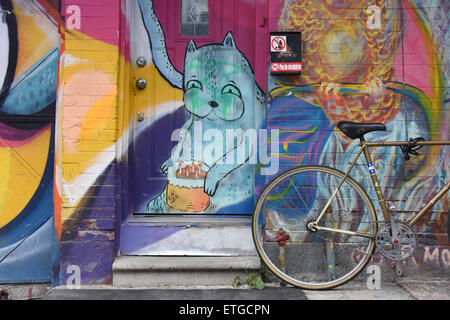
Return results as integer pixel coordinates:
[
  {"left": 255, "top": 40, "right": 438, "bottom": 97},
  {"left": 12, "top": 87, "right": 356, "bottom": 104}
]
[{"left": 252, "top": 120, "right": 449, "bottom": 290}]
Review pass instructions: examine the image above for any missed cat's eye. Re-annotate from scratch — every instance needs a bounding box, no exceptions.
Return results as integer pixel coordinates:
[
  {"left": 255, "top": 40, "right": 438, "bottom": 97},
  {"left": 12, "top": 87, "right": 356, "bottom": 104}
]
[
  {"left": 186, "top": 80, "right": 203, "bottom": 91},
  {"left": 221, "top": 84, "right": 241, "bottom": 98}
]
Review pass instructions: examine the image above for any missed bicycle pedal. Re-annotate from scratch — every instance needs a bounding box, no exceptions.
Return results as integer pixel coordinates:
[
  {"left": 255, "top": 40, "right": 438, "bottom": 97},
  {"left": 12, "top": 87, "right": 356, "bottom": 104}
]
[
  {"left": 386, "top": 201, "right": 396, "bottom": 210},
  {"left": 392, "top": 262, "right": 404, "bottom": 277}
]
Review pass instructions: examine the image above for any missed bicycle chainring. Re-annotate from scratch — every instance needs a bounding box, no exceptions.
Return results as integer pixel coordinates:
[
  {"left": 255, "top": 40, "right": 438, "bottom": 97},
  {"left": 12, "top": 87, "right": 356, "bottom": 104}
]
[{"left": 375, "top": 222, "right": 417, "bottom": 261}]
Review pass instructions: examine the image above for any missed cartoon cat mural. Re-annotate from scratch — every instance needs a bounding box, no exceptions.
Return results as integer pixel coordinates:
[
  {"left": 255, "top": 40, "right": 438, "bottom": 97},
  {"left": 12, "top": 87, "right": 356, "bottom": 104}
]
[{"left": 138, "top": 0, "right": 266, "bottom": 213}]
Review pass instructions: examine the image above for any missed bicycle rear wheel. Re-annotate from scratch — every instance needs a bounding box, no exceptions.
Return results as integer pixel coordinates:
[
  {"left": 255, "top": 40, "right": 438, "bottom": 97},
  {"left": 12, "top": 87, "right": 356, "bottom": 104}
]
[{"left": 253, "top": 166, "right": 377, "bottom": 290}]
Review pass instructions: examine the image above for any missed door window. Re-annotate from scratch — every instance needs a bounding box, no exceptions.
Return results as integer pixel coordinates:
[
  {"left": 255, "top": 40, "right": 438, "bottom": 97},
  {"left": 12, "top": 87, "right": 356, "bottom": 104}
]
[{"left": 181, "top": 0, "right": 209, "bottom": 37}]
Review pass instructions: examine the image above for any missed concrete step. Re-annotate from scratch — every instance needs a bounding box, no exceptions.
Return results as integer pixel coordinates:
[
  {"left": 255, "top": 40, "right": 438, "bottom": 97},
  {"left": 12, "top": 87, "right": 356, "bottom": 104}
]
[{"left": 112, "top": 255, "right": 262, "bottom": 288}]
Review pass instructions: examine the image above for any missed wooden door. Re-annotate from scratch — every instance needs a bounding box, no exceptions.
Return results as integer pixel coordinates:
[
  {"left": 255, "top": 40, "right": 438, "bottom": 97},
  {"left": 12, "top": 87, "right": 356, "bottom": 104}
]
[{"left": 128, "top": 0, "right": 268, "bottom": 217}]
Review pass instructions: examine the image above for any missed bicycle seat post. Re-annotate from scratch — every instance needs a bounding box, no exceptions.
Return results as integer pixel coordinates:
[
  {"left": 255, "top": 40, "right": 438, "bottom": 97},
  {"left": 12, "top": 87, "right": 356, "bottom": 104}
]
[{"left": 359, "top": 136, "right": 366, "bottom": 146}]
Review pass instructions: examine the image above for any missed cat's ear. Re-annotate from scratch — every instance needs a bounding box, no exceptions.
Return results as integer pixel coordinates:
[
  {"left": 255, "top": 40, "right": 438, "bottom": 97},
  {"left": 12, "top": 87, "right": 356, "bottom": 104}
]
[
  {"left": 187, "top": 39, "right": 197, "bottom": 53},
  {"left": 223, "top": 32, "right": 236, "bottom": 48}
]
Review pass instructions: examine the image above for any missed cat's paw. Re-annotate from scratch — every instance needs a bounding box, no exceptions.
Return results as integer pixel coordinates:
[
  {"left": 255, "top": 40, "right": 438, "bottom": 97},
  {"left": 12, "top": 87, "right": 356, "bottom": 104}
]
[
  {"left": 146, "top": 192, "right": 166, "bottom": 213},
  {"left": 160, "top": 158, "right": 173, "bottom": 174},
  {"left": 204, "top": 173, "right": 219, "bottom": 196},
  {"left": 362, "top": 78, "right": 385, "bottom": 97}
]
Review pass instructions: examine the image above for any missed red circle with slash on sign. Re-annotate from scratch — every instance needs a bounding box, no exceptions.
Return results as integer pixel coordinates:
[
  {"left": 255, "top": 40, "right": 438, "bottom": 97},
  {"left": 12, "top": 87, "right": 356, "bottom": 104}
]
[{"left": 271, "top": 36, "right": 287, "bottom": 52}]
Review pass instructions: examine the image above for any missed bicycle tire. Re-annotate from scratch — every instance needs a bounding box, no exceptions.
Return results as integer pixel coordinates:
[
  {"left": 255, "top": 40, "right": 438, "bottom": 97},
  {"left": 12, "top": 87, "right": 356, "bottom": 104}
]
[{"left": 253, "top": 165, "right": 378, "bottom": 290}]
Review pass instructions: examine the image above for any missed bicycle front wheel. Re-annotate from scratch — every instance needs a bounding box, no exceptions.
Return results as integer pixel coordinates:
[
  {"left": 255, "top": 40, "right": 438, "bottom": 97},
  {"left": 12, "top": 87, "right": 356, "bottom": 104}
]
[{"left": 253, "top": 166, "right": 377, "bottom": 290}]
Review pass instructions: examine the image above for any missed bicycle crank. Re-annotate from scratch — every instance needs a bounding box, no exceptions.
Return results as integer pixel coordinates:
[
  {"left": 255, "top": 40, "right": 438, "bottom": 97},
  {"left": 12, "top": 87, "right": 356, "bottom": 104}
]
[{"left": 375, "top": 222, "right": 417, "bottom": 261}]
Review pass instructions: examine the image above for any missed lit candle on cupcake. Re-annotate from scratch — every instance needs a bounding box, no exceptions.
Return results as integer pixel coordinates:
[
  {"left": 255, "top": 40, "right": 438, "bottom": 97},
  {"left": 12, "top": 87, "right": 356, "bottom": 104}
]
[{"left": 166, "top": 161, "right": 210, "bottom": 212}]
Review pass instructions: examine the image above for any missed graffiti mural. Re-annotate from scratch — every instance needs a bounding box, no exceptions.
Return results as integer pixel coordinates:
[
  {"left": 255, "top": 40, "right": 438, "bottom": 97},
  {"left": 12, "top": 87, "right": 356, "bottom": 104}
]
[
  {"left": 264, "top": 0, "right": 448, "bottom": 246},
  {"left": 134, "top": 0, "right": 266, "bottom": 214},
  {"left": 1, "top": 0, "right": 447, "bottom": 286},
  {"left": 0, "top": 0, "right": 59, "bottom": 283},
  {"left": 116, "top": 0, "right": 269, "bottom": 258},
  {"left": 55, "top": 0, "right": 120, "bottom": 285}
]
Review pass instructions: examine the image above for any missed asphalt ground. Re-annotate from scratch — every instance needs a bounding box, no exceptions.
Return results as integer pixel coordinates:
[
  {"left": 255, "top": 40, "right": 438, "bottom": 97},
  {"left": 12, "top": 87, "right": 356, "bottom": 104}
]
[
  {"left": 1, "top": 274, "right": 448, "bottom": 301},
  {"left": 39, "top": 276, "right": 449, "bottom": 300},
  {"left": 1, "top": 277, "right": 447, "bottom": 319}
]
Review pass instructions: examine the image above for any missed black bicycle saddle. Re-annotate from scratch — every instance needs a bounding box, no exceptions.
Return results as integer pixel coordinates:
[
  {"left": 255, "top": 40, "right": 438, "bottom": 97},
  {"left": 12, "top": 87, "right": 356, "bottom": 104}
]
[{"left": 337, "top": 121, "right": 386, "bottom": 140}]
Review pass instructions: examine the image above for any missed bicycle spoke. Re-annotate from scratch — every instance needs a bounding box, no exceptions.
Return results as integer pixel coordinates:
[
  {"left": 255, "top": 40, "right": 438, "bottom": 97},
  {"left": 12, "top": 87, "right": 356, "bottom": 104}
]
[
  {"left": 325, "top": 241, "right": 337, "bottom": 281},
  {"left": 253, "top": 166, "right": 377, "bottom": 290},
  {"left": 292, "top": 181, "right": 310, "bottom": 212}
]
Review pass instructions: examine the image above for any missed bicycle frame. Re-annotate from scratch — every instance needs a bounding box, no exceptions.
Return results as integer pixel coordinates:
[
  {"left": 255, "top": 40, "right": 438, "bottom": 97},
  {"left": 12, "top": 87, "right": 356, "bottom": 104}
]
[{"left": 313, "top": 139, "right": 450, "bottom": 239}]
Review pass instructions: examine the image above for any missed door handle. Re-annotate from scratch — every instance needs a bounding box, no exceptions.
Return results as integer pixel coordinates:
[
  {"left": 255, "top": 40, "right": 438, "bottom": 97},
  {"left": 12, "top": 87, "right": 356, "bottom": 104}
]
[
  {"left": 136, "top": 56, "right": 147, "bottom": 68},
  {"left": 137, "top": 112, "right": 144, "bottom": 122},
  {"left": 136, "top": 78, "right": 147, "bottom": 90}
]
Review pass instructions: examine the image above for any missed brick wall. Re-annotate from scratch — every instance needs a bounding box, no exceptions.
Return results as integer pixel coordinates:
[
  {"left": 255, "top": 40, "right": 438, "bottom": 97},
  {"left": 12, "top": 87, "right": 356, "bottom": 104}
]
[{"left": 57, "top": 0, "right": 120, "bottom": 285}]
